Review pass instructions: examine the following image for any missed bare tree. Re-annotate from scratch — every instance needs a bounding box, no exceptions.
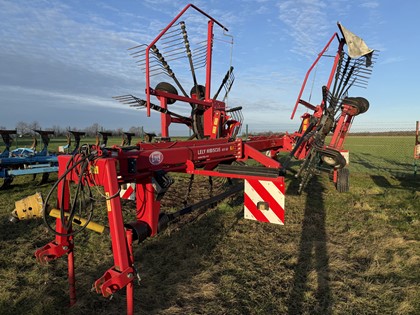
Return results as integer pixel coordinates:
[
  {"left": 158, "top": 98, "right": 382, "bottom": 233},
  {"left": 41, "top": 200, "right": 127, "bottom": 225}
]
[
  {"left": 15, "top": 121, "right": 29, "bottom": 135},
  {"left": 116, "top": 127, "right": 124, "bottom": 135},
  {"left": 51, "top": 125, "right": 66, "bottom": 136},
  {"left": 84, "top": 123, "right": 102, "bottom": 137},
  {"left": 10, "top": 122, "right": 151, "bottom": 139},
  {"left": 29, "top": 121, "right": 41, "bottom": 134},
  {"left": 128, "top": 126, "right": 144, "bottom": 137}
]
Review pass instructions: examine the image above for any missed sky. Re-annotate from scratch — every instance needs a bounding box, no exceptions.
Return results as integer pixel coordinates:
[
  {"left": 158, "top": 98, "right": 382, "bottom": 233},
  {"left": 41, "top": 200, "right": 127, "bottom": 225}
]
[{"left": 0, "top": 0, "right": 418, "bottom": 135}]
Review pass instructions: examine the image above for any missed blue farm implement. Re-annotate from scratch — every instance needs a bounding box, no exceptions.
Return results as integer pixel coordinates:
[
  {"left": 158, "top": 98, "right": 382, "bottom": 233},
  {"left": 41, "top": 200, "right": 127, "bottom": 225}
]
[
  {"left": 12, "top": 4, "right": 377, "bottom": 314},
  {"left": 0, "top": 130, "right": 58, "bottom": 189},
  {"left": 0, "top": 129, "right": 89, "bottom": 189}
]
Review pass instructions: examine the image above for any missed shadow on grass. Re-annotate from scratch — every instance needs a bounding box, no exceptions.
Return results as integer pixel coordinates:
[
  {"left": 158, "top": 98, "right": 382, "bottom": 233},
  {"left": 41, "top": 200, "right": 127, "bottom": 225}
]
[
  {"left": 57, "top": 196, "right": 243, "bottom": 315},
  {"left": 371, "top": 174, "right": 420, "bottom": 191},
  {"left": 392, "top": 174, "right": 420, "bottom": 190},
  {"left": 133, "top": 201, "right": 242, "bottom": 314},
  {"left": 0, "top": 217, "right": 49, "bottom": 245},
  {"left": 371, "top": 175, "right": 392, "bottom": 188},
  {"left": 0, "top": 174, "right": 242, "bottom": 314},
  {"left": 0, "top": 206, "right": 231, "bottom": 315},
  {"left": 0, "top": 224, "right": 70, "bottom": 315},
  {"left": 0, "top": 173, "right": 57, "bottom": 191},
  {"left": 286, "top": 177, "right": 332, "bottom": 315},
  {"left": 351, "top": 152, "right": 416, "bottom": 177}
]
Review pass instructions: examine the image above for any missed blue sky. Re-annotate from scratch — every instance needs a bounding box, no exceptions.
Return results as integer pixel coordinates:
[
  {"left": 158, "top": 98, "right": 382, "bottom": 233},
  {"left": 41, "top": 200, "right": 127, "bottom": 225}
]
[{"left": 0, "top": 0, "right": 418, "bottom": 135}]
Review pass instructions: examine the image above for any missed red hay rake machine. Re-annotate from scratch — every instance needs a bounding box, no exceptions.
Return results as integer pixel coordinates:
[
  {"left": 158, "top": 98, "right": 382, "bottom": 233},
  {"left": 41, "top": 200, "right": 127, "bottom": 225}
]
[
  {"left": 285, "top": 23, "right": 376, "bottom": 193},
  {"left": 12, "top": 4, "right": 377, "bottom": 314}
]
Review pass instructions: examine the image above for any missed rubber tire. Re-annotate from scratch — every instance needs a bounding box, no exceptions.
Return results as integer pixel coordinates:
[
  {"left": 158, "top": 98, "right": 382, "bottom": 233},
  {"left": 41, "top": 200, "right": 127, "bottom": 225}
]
[
  {"left": 190, "top": 85, "right": 205, "bottom": 99},
  {"left": 343, "top": 97, "right": 369, "bottom": 115},
  {"left": 189, "top": 85, "right": 206, "bottom": 139},
  {"left": 336, "top": 168, "right": 350, "bottom": 193},
  {"left": 155, "top": 82, "right": 178, "bottom": 104},
  {"left": 320, "top": 149, "right": 347, "bottom": 169},
  {"left": 191, "top": 108, "right": 205, "bottom": 139}
]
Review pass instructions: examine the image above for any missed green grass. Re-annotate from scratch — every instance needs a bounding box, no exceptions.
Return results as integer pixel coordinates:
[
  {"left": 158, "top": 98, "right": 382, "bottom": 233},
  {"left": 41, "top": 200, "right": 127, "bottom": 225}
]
[
  {"left": 0, "top": 136, "right": 419, "bottom": 314},
  {"left": 344, "top": 136, "right": 416, "bottom": 175}
]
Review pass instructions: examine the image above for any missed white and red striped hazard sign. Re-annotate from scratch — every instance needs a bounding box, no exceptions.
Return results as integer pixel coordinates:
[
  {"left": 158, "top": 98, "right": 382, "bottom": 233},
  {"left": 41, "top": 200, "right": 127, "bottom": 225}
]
[
  {"left": 120, "top": 183, "right": 136, "bottom": 200},
  {"left": 244, "top": 178, "right": 285, "bottom": 225}
]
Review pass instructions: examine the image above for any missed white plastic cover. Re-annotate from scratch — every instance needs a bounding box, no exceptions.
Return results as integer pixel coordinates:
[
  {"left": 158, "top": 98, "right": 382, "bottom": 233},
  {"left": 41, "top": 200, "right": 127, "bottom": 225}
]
[{"left": 338, "top": 23, "right": 374, "bottom": 66}]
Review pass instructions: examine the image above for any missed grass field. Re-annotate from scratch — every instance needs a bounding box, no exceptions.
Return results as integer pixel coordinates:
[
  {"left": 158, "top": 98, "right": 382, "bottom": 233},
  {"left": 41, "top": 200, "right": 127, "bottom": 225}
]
[
  {"left": 0, "top": 136, "right": 419, "bottom": 314},
  {"left": 345, "top": 136, "right": 417, "bottom": 176}
]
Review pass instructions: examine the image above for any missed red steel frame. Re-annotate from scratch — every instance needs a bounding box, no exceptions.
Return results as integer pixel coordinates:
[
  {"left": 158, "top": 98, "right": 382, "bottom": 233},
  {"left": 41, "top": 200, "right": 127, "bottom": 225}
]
[
  {"left": 287, "top": 31, "right": 360, "bottom": 184},
  {"left": 291, "top": 33, "right": 343, "bottom": 120},
  {"left": 36, "top": 134, "right": 289, "bottom": 314},
  {"left": 144, "top": 4, "right": 237, "bottom": 140},
  {"left": 145, "top": 4, "right": 227, "bottom": 113}
]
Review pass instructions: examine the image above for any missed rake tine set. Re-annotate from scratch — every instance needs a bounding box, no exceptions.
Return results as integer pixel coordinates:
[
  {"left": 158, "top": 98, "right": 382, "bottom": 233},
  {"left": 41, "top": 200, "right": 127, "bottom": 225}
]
[
  {"left": 128, "top": 21, "right": 211, "bottom": 100},
  {"left": 226, "top": 106, "right": 243, "bottom": 137},
  {"left": 113, "top": 95, "right": 191, "bottom": 123},
  {"left": 331, "top": 51, "right": 378, "bottom": 101},
  {"left": 180, "top": 21, "right": 198, "bottom": 89},
  {"left": 213, "top": 66, "right": 235, "bottom": 101},
  {"left": 191, "top": 40, "right": 208, "bottom": 69}
]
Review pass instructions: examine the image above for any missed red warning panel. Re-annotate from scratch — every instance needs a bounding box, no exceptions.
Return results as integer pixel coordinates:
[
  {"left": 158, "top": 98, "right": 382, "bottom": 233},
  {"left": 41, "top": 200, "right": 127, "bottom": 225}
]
[
  {"left": 244, "top": 178, "right": 285, "bottom": 225},
  {"left": 120, "top": 183, "right": 136, "bottom": 200}
]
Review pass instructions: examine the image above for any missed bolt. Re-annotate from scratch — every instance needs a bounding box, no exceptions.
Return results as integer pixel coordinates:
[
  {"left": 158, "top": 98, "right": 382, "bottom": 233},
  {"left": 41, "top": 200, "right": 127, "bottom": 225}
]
[
  {"left": 127, "top": 273, "right": 133, "bottom": 279},
  {"left": 62, "top": 246, "right": 68, "bottom": 250}
]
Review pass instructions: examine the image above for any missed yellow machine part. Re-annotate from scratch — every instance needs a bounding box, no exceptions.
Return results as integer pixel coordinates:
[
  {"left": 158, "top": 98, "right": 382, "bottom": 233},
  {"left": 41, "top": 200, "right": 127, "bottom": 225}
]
[
  {"left": 301, "top": 116, "right": 310, "bottom": 132},
  {"left": 12, "top": 192, "right": 44, "bottom": 220},
  {"left": 11, "top": 193, "right": 106, "bottom": 234},
  {"left": 49, "top": 209, "right": 106, "bottom": 234}
]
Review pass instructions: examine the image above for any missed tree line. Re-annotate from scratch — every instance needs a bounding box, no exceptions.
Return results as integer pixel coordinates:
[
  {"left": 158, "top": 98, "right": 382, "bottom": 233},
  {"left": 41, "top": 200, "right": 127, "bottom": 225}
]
[
  {"left": 1, "top": 121, "right": 415, "bottom": 139},
  {"left": 0, "top": 121, "right": 146, "bottom": 138}
]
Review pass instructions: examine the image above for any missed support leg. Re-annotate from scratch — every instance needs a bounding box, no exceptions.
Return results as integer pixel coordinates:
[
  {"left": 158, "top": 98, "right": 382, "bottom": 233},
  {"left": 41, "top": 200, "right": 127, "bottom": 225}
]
[
  {"left": 126, "top": 230, "right": 134, "bottom": 315},
  {"left": 93, "top": 159, "right": 135, "bottom": 301},
  {"left": 68, "top": 249, "right": 76, "bottom": 306}
]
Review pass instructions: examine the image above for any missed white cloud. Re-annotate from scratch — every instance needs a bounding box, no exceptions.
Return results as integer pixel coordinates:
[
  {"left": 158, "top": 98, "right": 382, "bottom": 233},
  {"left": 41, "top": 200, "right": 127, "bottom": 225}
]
[
  {"left": 0, "top": 84, "right": 120, "bottom": 109},
  {"left": 380, "top": 56, "right": 404, "bottom": 65},
  {"left": 359, "top": 1, "right": 379, "bottom": 9},
  {"left": 276, "top": 0, "right": 330, "bottom": 57}
]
